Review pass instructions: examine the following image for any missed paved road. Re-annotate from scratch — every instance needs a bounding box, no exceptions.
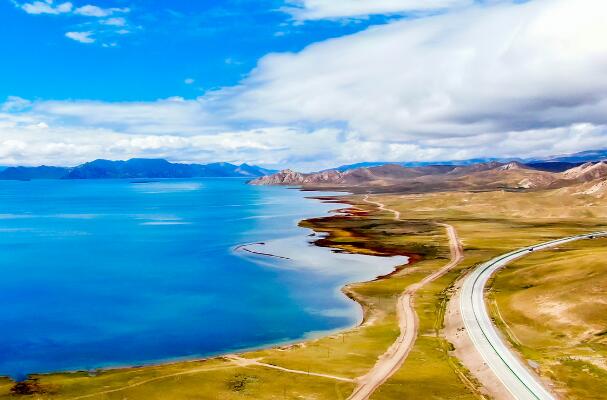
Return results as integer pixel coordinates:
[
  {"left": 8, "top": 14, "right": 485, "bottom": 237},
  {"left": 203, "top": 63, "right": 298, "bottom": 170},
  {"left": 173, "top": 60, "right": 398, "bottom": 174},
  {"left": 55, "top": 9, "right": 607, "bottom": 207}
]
[
  {"left": 348, "top": 197, "right": 463, "bottom": 400},
  {"left": 460, "top": 231, "right": 607, "bottom": 400}
]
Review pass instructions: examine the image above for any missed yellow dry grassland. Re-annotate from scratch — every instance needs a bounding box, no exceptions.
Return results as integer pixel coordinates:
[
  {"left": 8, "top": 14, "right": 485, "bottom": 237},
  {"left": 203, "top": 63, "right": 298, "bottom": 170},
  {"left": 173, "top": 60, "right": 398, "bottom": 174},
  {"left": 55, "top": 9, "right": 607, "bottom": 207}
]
[
  {"left": 2, "top": 187, "right": 605, "bottom": 399},
  {"left": 371, "top": 188, "right": 607, "bottom": 399},
  {"left": 489, "top": 238, "right": 607, "bottom": 399}
]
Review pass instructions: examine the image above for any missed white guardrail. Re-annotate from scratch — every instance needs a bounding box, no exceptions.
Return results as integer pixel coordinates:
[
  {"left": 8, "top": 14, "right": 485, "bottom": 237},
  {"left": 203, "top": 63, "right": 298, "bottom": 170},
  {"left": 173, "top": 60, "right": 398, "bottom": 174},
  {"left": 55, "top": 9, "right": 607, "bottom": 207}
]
[{"left": 460, "top": 231, "right": 607, "bottom": 400}]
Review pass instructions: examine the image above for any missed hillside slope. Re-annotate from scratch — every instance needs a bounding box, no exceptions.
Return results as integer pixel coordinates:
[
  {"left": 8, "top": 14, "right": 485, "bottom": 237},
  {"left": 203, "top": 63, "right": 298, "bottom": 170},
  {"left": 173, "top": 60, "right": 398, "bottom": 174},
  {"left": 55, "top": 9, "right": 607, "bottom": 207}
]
[{"left": 251, "top": 161, "right": 607, "bottom": 194}]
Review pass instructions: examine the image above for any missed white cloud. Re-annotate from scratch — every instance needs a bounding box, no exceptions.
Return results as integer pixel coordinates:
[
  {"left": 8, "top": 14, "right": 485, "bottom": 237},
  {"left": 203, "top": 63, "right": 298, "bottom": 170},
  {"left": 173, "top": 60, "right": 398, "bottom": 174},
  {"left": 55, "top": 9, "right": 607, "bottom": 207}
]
[
  {"left": 1, "top": 96, "right": 32, "bottom": 112},
  {"left": 15, "top": 1, "right": 133, "bottom": 44},
  {"left": 229, "top": 0, "right": 607, "bottom": 144},
  {"left": 73, "top": 4, "right": 129, "bottom": 17},
  {"left": 31, "top": 97, "right": 217, "bottom": 135},
  {"left": 16, "top": 1, "right": 129, "bottom": 17},
  {"left": 17, "top": 0, "right": 129, "bottom": 17},
  {"left": 0, "top": 105, "right": 351, "bottom": 169},
  {"left": 283, "top": 0, "right": 472, "bottom": 20},
  {"left": 101, "top": 17, "right": 127, "bottom": 26},
  {"left": 3, "top": 0, "right": 607, "bottom": 170},
  {"left": 184, "top": 78, "right": 195, "bottom": 85},
  {"left": 20, "top": 0, "right": 73, "bottom": 15},
  {"left": 2, "top": 95, "right": 606, "bottom": 171},
  {"left": 65, "top": 31, "right": 95, "bottom": 43}
]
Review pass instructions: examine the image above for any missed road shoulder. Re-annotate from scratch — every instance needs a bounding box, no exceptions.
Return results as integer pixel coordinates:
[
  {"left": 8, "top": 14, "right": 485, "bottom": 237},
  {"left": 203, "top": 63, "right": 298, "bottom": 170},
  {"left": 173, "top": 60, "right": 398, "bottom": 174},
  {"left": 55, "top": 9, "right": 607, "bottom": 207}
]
[{"left": 444, "top": 276, "right": 513, "bottom": 400}]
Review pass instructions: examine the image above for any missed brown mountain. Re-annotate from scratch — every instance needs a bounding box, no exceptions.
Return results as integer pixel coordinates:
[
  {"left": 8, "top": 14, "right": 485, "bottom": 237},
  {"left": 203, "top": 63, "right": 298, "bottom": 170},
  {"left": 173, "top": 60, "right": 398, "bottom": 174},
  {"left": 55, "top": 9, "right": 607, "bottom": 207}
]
[
  {"left": 446, "top": 161, "right": 503, "bottom": 175},
  {"left": 250, "top": 161, "right": 563, "bottom": 193},
  {"left": 560, "top": 161, "right": 607, "bottom": 181},
  {"left": 251, "top": 164, "right": 456, "bottom": 187}
]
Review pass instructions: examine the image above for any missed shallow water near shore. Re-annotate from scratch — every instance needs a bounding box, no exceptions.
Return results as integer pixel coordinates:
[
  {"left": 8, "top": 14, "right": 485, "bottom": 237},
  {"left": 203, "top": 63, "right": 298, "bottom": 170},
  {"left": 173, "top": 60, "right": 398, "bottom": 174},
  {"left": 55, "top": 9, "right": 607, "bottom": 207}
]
[{"left": 0, "top": 178, "right": 405, "bottom": 379}]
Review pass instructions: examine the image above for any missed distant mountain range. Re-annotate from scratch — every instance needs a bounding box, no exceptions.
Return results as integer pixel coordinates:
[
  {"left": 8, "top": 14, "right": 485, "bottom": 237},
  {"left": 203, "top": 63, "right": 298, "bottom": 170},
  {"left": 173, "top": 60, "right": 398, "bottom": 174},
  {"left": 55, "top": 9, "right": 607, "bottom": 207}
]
[
  {"left": 539, "top": 149, "right": 607, "bottom": 163},
  {"left": 1, "top": 149, "right": 606, "bottom": 182},
  {"left": 251, "top": 159, "right": 607, "bottom": 195},
  {"left": 331, "top": 149, "right": 607, "bottom": 172},
  {"left": 332, "top": 159, "right": 503, "bottom": 172},
  {"left": 0, "top": 159, "right": 276, "bottom": 180}
]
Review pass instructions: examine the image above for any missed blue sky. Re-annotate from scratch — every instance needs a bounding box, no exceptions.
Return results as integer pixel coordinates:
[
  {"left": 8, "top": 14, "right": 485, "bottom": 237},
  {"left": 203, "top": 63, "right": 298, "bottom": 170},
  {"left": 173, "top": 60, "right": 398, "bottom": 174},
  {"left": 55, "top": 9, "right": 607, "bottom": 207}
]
[
  {"left": 0, "top": 0, "right": 392, "bottom": 101},
  {"left": 0, "top": 0, "right": 606, "bottom": 170}
]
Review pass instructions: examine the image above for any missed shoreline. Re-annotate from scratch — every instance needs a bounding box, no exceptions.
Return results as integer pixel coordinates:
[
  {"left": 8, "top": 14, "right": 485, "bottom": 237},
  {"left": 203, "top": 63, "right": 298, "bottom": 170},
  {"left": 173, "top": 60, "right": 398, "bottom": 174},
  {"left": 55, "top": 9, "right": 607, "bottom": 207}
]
[{"left": 3, "top": 193, "right": 416, "bottom": 384}]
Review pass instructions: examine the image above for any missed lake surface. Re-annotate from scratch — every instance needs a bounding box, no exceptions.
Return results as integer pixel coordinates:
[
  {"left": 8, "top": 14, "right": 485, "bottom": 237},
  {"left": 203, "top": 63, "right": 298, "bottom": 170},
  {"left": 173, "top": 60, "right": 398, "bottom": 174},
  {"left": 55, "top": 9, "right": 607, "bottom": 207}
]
[{"left": 0, "top": 179, "right": 406, "bottom": 379}]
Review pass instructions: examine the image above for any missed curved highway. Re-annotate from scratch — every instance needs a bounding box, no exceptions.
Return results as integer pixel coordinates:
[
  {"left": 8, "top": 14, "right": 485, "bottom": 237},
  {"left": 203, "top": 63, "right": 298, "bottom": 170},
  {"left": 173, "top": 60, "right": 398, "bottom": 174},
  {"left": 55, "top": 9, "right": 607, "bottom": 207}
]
[{"left": 460, "top": 231, "right": 607, "bottom": 400}]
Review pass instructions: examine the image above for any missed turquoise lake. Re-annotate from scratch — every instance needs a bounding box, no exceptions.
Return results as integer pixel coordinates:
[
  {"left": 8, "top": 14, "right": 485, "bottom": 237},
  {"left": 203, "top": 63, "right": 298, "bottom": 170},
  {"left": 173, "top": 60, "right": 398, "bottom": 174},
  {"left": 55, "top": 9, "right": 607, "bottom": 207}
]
[{"left": 0, "top": 179, "right": 405, "bottom": 379}]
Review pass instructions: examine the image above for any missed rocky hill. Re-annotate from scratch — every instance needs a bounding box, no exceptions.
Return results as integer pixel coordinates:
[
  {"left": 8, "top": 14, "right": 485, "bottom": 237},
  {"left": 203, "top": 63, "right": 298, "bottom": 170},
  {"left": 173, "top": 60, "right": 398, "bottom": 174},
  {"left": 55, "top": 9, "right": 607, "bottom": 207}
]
[
  {"left": 251, "top": 161, "right": 607, "bottom": 194},
  {"left": 560, "top": 161, "right": 607, "bottom": 181}
]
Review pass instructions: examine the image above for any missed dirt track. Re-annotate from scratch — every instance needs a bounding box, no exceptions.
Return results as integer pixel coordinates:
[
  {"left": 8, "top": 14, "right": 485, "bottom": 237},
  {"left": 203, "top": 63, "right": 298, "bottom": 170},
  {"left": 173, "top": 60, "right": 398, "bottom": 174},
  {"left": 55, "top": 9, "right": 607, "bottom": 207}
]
[{"left": 347, "top": 197, "right": 464, "bottom": 400}]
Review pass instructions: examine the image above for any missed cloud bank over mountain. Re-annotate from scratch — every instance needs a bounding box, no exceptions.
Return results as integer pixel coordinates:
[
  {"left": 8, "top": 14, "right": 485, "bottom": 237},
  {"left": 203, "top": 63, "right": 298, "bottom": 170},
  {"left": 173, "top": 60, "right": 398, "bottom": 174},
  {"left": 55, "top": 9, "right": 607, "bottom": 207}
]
[{"left": 2, "top": 0, "right": 607, "bottom": 170}]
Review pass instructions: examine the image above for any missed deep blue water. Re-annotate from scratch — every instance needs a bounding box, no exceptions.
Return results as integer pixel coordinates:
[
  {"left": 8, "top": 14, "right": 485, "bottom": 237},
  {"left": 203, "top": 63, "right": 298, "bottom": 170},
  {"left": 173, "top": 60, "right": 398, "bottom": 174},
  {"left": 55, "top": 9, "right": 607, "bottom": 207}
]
[{"left": 0, "top": 179, "right": 404, "bottom": 379}]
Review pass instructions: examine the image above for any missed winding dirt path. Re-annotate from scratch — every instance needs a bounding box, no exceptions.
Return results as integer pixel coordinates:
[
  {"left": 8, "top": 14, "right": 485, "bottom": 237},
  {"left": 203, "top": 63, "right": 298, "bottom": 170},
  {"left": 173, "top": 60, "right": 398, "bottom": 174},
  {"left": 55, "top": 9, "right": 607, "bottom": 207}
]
[
  {"left": 348, "top": 196, "right": 464, "bottom": 400},
  {"left": 226, "top": 355, "right": 354, "bottom": 382},
  {"left": 65, "top": 355, "right": 353, "bottom": 400},
  {"left": 362, "top": 195, "right": 401, "bottom": 220},
  {"left": 66, "top": 364, "right": 236, "bottom": 400}
]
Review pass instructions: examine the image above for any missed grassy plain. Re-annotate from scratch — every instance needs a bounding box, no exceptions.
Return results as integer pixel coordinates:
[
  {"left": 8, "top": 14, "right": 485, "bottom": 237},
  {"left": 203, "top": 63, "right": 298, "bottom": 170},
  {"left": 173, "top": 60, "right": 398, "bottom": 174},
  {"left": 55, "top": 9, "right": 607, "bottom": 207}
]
[
  {"left": 372, "top": 267, "right": 482, "bottom": 400},
  {"left": 370, "top": 189, "right": 607, "bottom": 399},
  {"left": 2, "top": 188, "right": 606, "bottom": 399},
  {"left": 489, "top": 238, "right": 607, "bottom": 399}
]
